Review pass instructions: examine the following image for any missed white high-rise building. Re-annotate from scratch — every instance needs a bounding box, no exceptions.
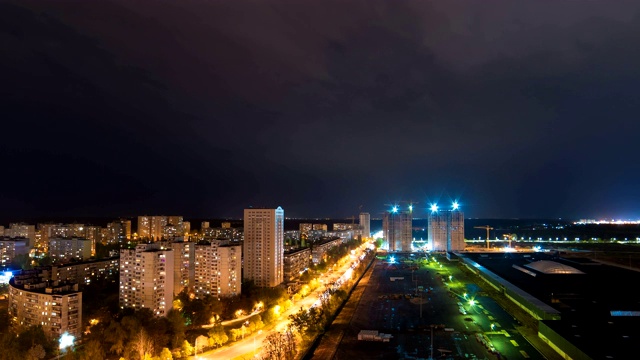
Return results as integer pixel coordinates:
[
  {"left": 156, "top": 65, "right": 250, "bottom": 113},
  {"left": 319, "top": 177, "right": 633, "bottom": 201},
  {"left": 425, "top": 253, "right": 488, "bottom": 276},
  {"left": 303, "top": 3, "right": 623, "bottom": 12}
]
[
  {"left": 119, "top": 244, "right": 174, "bottom": 316},
  {"left": 243, "top": 207, "right": 284, "bottom": 287},
  {"left": 359, "top": 212, "right": 371, "bottom": 238},
  {"left": 428, "top": 202, "right": 465, "bottom": 252}
]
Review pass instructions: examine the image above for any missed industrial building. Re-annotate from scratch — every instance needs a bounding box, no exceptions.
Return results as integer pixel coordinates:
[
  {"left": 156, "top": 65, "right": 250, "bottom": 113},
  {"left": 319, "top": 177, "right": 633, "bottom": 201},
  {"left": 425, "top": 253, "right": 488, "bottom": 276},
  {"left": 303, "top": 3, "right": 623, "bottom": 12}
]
[{"left": 457, "top": 250, "right": 640, "bottom": 359}]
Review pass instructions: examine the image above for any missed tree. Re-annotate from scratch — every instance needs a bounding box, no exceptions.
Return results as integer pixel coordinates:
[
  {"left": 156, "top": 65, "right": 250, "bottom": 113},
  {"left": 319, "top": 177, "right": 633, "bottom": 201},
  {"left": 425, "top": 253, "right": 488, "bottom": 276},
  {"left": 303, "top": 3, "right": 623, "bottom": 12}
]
[
  {"left": 79, "top": 340, "right": 104, "bottom": 360},
  {"left": 207, "top": 326, "right": 229, "bottom": 348},
  {"left": 0, "top": 331, "right": 21, "bottom": 360},
  {"left": 166, "top": 309, "right": 186, "bottom": 349},
  {"left": 35, "top": 255, "right": 52, "bottom": 267},
  {"left": 288, "top": 308, "right": 310, "bottom": 335},
  {"left": 16, "top": 326, "right": 54, "bottom": 356},
  {"left": 103, "top": 320, "right": 127, "bottom": 356},
  {"left": 158, "top": 348, "right": 173, "bottom": 360},
  {"left": 25, "top": 344, "right": 45, "bottom": 360},
  {"left": 228, "top": 327, "right": 243, "bottom": 342},
  {"left": 261, "top": 331, "right": 296, "bottom": 360},
  {"left": 180, "top": 340, "right": 193, "bottom": 358},
  {"left": 11, "top": 253, "right": 32, "bottom": 270},
  {"left": 130, "top": 329, "right": 155, "bottom": 360},
  {"left": 144, "top": 316, "right": 171, "bottom": 353}
]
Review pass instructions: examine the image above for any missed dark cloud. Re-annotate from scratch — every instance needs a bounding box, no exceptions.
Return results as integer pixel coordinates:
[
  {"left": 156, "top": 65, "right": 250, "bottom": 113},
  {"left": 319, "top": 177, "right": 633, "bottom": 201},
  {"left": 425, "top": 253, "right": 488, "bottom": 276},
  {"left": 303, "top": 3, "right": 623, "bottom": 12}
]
[{"left": 2, "top": 0, "right": 640, "bottom": 220}]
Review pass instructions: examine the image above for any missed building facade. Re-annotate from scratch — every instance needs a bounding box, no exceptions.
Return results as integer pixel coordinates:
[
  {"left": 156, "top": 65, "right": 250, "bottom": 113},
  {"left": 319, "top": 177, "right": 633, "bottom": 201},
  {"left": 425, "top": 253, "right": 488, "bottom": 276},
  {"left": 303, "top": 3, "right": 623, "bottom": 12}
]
[
  {"left": 0, "top": 237, "right": 30, "bottom": 268},
  {"left": 428, "top": 209, "right": 465, "bottom": 251},
  {"left": 217, "top": 243, "right": 241, "bottom": 296},
  {"left": 48, "top": 238, "right": 92, "bottom": 263},
  {"left": 311, "top": 237, "right": 342, "bottom": 264},
  {"left": 243, "top": 207, "right": 284, "bottom": 287},
  {"left": 194, "top": 240, "right": 241, "bottom": 298},
  {"left": 106, "top": 219, "right": 131, "bottom": 244},
  {"left": 383, "top": 210, "right": 412, "bottom": 252},
  {"left": 359, "top": 212, "right": 371, "bottom": 238},
  {"left": 7, "top": 223, "right": 36, "bottom": 246},
  {"left": 168, "top": 240, "right": 195, "bottom": 296},
  {"left": 50, "top": 257, "right": 120, "bottom": 285},
  {"left": 119, "top": 244, "right": 174, "bottom": 316},
  {"left": 8, "top": 271, "right": 82, "bottom": 339},
  {"left": 284, "top": 247, "right": 311, "bottom": 282}
]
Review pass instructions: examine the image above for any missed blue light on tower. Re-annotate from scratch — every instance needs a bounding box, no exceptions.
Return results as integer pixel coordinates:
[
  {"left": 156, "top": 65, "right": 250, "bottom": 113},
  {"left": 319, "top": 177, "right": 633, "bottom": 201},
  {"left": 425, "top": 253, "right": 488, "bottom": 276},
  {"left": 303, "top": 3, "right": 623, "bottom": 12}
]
[
  {"left": 430, "top": 203, "right": 438, "bottom": 212},
  {"left": 392, "top": 206, "right": 398, "bottom": 213},
  {"left": 452, "top": 201, "right": 459, "bottom": 210}
]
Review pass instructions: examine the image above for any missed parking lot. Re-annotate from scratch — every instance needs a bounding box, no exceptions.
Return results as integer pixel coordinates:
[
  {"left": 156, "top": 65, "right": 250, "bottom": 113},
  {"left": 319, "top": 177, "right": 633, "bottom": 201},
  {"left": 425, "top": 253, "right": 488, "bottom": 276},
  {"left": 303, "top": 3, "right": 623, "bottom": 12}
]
[{"left": 329, "top": 253, "right": 549, "bottom": 360}]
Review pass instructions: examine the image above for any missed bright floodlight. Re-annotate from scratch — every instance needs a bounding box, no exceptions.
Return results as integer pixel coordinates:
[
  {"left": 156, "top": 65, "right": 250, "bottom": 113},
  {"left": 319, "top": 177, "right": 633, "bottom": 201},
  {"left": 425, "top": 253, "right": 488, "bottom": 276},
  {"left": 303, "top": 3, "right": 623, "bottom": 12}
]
[
  {"left": 409, "top": 204, "right": 413, "bottom": 212},
  {"left": 430, "top": 203, "right": 438, "bottom": 212},
  {"left": 392, "top": 206, "right": 398, "bottom": 213},
  {"left": 59, "top": 332, "right": 74, "bottom": 350},
  {"left": 452, "top": 201, "right": 459, "bottom": 210}
]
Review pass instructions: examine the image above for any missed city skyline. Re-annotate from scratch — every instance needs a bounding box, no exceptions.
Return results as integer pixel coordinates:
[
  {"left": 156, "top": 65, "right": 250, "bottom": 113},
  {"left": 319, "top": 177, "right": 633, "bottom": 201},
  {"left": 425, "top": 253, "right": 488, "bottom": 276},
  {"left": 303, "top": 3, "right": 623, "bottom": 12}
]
[{"left": 3, "top": 1, "right": 640, "bottom": 221}]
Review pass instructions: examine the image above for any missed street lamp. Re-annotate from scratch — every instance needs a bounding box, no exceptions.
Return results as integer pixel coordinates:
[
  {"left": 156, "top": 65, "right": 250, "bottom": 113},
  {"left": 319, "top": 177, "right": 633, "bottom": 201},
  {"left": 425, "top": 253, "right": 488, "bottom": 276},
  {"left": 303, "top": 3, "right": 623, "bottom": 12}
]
[{"left": 59, "top": 332, "right": 74, "bottom": 359}]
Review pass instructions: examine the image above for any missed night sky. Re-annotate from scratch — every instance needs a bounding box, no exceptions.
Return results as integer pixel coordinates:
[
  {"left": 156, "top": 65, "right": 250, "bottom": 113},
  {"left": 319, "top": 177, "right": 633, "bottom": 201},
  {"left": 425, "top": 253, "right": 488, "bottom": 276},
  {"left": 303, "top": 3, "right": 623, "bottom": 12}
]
[{"left": 2, "top": 0, "right": 640, "bottom": 221}]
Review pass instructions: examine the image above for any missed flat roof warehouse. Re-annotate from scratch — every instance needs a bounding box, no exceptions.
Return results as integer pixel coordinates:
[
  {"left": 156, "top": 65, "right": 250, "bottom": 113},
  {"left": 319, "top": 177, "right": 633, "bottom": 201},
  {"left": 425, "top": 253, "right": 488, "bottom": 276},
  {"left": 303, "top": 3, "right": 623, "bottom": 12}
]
[{"left": 457, "top": 251, "right": 640, "bottom": 359}]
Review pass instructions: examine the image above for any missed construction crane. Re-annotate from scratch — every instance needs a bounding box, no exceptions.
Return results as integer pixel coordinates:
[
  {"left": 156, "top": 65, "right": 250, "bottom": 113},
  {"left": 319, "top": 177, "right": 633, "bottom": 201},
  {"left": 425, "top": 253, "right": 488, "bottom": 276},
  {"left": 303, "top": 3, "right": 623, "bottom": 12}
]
[{"left": 474, "top": 225, "right": 494, "bottom": 249}]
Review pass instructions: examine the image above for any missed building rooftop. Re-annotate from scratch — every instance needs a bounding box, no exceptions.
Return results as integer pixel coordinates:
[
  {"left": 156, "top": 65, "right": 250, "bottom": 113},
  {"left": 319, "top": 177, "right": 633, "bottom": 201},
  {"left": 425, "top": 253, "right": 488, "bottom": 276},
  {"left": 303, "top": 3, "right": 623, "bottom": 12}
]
[{"left": 459, "top": 251, "right": 640, "bottom": 359}]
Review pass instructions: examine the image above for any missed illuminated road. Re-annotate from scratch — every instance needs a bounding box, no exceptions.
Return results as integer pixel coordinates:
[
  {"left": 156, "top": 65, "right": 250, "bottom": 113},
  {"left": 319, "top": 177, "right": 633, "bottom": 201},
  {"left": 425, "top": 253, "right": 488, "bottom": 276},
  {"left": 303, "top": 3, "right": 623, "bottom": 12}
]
[{"left": 195, "top": 242, "right": 373, "bottom": 360}]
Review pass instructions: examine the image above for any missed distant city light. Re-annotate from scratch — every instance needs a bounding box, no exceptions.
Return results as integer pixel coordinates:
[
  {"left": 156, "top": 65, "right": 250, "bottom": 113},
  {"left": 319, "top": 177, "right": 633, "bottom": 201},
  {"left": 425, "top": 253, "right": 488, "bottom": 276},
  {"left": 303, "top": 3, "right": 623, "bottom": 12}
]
[
  {"left": 575, "top": 219, "right": 640, "bottom": 225},
  {"left": 430, "top": 203, "right": 438, "bottom": 212}
]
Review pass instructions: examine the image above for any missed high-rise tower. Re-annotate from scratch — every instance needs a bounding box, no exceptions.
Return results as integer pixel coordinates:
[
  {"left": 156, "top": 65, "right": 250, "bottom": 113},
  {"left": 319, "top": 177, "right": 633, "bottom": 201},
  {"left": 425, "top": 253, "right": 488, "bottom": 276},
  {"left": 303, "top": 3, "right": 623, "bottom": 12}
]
[
  {"left": 359, "top": 212, "right": 371, "bottom": 238},
  {"left": 382, "top": 206, "right": 412, "bottom": 251},
  {"left": 428, "top": 201, "right": 465, "bottom": 252},
  {"left": 243, "top": 207, "right": 284, "bottom": 287}
]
